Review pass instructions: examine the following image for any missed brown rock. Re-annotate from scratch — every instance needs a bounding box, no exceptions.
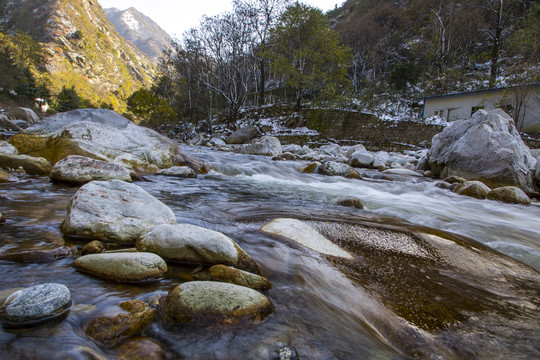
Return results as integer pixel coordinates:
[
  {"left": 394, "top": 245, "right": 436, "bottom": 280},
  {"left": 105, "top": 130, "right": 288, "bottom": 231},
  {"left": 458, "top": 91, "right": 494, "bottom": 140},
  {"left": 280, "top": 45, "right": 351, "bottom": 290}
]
[
  {"left": 345, "top": 170, "right": 363, "bottom": 180},
  {"left": 81, "top": 240, "right": 105, "bottom": 255},
  {"left": 116, "top": 337, "right": 167, "bottom": 360},
  {"left": 86, "top": 300, "right": 155, "bottom": 348},
  {"left": 337, "top": 198, "right": 364, "bottom": 209},
  {"left": 0, "top": 169, "right": 11, "bottom": 183},
  {"left": 0, "top": 153, "right": 52, "bottom": 175},
  {"left": 454, "top": 181, "right": 491, "bottom": 199},
  {"left": 487, "top": 186, "right": 531, "bottom": 205},
  {"left": 299, "top": 162, "right": 318, "bottom": 174},
  {"left": 209, "top": 264, "right": 271, "bottom": 291}
]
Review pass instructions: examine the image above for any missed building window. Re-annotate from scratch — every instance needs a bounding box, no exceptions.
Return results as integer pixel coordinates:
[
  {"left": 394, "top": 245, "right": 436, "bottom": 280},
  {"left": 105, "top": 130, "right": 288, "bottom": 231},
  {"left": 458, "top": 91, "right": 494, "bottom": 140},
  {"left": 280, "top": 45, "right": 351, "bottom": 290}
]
[
  {"left": 471, "top": 106, "right": 485, "bottom": 116},
  {"left": 434, "top": 109, "right": 444, "bottom": 117}
]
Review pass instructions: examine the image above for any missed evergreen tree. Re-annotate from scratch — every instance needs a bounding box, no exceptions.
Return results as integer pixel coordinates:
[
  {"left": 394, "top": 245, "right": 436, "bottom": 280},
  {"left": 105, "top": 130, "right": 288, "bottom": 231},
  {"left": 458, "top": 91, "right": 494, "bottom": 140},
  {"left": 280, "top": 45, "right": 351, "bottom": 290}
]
[
  {"left": 268, "top": 2, "right": 352, "bottom": 109},
  {"left": 55, "top": 86, "right": 81, "bottom": 112}
]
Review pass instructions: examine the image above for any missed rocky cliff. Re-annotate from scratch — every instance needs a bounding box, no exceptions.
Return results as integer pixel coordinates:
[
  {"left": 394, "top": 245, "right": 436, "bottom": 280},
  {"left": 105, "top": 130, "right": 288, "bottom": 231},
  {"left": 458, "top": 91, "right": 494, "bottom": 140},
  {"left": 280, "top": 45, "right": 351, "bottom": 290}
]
[
  {"left": 0, "top": 0, "right": 155, "bottom": 110},
  {"left": 105, "top": 7, "right": 172, "bottom": 63}
]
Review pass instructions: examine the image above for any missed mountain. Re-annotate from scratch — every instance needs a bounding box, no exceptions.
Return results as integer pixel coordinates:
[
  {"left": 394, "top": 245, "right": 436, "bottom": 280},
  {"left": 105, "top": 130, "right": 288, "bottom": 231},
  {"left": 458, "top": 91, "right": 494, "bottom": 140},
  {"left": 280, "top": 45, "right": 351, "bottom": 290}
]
[
  {"left": 105, "top": 7, "right": 172, "bottom": 63},
  {"left": 0, "top": 0, "right": 155, "bottom": 111}
]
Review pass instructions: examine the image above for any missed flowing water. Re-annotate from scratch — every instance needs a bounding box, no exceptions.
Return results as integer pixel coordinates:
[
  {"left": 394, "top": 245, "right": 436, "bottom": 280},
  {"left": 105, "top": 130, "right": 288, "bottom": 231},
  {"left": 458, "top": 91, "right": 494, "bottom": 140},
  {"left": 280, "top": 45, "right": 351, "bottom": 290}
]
[{"left": 0, "top": 146, "right": 539, "bottom": 359}]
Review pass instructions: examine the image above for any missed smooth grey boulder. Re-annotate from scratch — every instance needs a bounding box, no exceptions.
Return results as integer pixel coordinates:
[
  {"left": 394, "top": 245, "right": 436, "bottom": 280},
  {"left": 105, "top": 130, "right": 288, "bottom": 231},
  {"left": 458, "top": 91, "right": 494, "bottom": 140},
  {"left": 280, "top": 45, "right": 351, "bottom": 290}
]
[
  {"left": 345, "top": 144, "right": 367, "bottom": 158},
  {"left": 349, "top": 150, "right": 375, "bottom": 168},
  {"left": 155, "top": 166, "right": 196, "bottom": 178},
  {"left": 0, "top": 116, "right": 23, "bottom": 132},
  {"left": 0, "top": 153, "right": 52, "bottom": 175},
  {"left": 61, "top": 180, "right": 177, "bottom": 243},
  {"left": 137, "top": 224, "right": 260, "bottom": 274},
  {"left": 0, "top": 141, "right": 19, "bottom": 155},
  {"left": 7, "top": 107, "right": 39, "bottom": 124},
  {"left": 454, "top": 181, "right": 491, "bottom": 199},
  {"left": 49, "top": 155, "right": 132, "bottom": 184},
  {"left": 226, "top": 125, "right": 261, "bottom": 144},
  {"left": 160, "top": 281, "right": 273, "bottom": 324},
  {"left": 487, "top": 186, "right": 531, "bottom": 205},
  {"left": 261, "top": 218, "right": 353, "bottom": 259},
  {"left": 0, "top": 283, "right": 71, "bottom": 326},
  {"left": 318, "top": 144, "right": 342, "bottom": 157},
  {"left": 73, "top": 252, "right": 167, "bottom": 283},
  {"left": 373, "top": 151, "right": 390, "bottom": 169},
  {"left": 282, "top": 144, "right": 302, "bottom": 154},
  {"left": 243, "top": 136, "right": 282, "bottom": 157},
  {"left": 428, "top": 109, "right": 536, "bottom": 193},
  {"left": 319, "top": 161, "right": 354, "bottom": 177},
  {"left": 9, "top": 109, "right": 204, "bottom": 174}
]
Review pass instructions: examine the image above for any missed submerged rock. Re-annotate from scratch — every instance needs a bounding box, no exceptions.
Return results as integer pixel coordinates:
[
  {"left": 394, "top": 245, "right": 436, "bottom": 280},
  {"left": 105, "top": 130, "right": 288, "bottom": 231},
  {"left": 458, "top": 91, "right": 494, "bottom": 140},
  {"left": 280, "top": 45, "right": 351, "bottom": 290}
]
[
  {"left": 261, "top": 218, "right": 353, "bottom": 259},
  {"left": 454, "top": 181, "right": 491, "bottom": 199},
  {"left": 487, "top": 186, "right": 531, "bottom": 205},
  {"left": 0, "top": 245, "right": 74, "bottom": 263},
  {"left": 0, "top": 153, "right": 52, "bottom": 175},
  {"left": 160, "top": 281, "right": 273, "bottom": 325},
  {"left": 299, "top": 162, "right": 318, "bottom": 174},
  {"left": 243, "top": 136, "right": 282, "bottom": 157},
  {"left": 137, "top": 224, "right": 260, "bottom": 274},
  {"left": 49, "top": 155, "right": 132, "bottom": 184},
  {"left": 428, "top": 109, "right": 536, "bottom": 193},
  {"left": 9, "top": 109, "right": 201, "bottom": 173},
  {"left": 337, "top": 198, "right": 364, "bottom": 209},
  {"left": 61, "top": 180, "right": 177, "bottom": 243},
  {"left": 155, "top": 166, "right": 196, "bottom": 178},
  {"left": 116, "top": 337, "right": 167, "bottom": 360},
  {"left": 86, "top": 300, "right": 155, "bottom": 348},
  {"left": 209, "top": 264, "right": 271, "bottom": 291},
  {"left": 276, "top": 346, "right": 299, "bottom": 360},
  {"left": 73, "top": 252, "right": 167, "bottom": 283},
  {"left": 0, "top": 283, "right": 71, "bottom": 327}
]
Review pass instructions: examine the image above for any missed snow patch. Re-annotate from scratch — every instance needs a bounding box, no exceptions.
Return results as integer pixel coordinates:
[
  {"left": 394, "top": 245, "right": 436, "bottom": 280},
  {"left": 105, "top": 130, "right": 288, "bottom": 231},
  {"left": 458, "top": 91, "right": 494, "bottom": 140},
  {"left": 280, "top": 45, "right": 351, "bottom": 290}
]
[{"left": 121, "top": 12, "right": 140, "bottom": 32}]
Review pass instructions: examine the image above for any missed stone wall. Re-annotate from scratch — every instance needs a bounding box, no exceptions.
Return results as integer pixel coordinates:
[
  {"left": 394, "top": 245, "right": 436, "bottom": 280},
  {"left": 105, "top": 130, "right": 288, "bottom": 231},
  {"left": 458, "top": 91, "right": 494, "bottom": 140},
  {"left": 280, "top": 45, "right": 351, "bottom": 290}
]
[{"left": 299, "top": 109, "right": 445, "bottom": 151}]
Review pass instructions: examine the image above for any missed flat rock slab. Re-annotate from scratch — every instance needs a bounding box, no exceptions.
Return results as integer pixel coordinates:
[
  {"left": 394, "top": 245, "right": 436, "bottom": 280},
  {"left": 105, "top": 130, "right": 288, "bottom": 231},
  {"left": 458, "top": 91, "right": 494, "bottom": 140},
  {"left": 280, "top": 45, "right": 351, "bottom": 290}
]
[
  {"left": 383, "top": 168, "right": 423, "bottom": 177},
  {"left": 73, "top": 252, "right": 167, "bottom": 283},
  {"left": 0, "top": 283, "right": 71, "bottom": 327},
  {"left": 61, "top": 180, "right": 177, "bottom": 243},
  {"left": 0, "top": 245, "right": 74, "bottom": 263},
  {"left": 161, "top": 281, "right": 273, "bottom": 325},
  {"left": 137, "top": 224, "right": 260, "bottom": 274},
  {"left": 261, "top": 218, "right": 353, "bottom": 259},
  {"left": 50, "top": 155, "right": 132, "bottom": 184}
]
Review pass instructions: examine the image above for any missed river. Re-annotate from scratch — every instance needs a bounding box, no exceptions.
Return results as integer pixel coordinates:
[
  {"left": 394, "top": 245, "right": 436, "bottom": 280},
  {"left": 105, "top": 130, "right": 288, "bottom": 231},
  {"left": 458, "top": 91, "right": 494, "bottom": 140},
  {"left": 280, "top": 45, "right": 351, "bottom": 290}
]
[{"left": 0, "top": 146, "right": 538, "bottom": 359}]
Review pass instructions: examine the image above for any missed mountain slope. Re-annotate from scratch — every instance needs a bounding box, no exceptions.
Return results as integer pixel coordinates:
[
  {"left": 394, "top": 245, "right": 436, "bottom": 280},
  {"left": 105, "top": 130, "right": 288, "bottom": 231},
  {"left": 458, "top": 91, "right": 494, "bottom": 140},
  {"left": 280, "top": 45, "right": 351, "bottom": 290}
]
[
  {"left": 0, "top": 0, "right": 155, "bottom": 111},
  {"left": 105, "top": 7, "right": 172, "bottom": 63}
]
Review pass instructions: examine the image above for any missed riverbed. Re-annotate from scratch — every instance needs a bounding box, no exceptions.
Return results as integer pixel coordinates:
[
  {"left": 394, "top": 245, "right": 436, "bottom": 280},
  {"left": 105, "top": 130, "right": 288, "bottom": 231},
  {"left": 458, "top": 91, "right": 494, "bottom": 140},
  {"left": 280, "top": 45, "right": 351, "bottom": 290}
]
[{"left": 0, "top": 146, "right": 539, "bottom": 359}]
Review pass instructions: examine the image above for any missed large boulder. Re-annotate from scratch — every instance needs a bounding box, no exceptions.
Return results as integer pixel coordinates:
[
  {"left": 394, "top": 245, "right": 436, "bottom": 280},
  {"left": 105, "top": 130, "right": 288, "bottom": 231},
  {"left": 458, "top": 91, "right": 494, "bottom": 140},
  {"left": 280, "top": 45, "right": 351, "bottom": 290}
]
[
  {"left": 159, "top": 281, "right": 273, "bottom": 325},
  {"left": 137, "top": 224, "right": 260, "bottom": 274},
  {"left": 428, "top": 109, "right": 536, "bottom": 193},
  {"left": 49, "top": 155, "right": 132, "bottom": 184},
  {"left": 0, "top": 283, "right": 71, "bottom": 327},
  {"left": 8, "top": 109, "right": 203, "bottom": 174},
  {"left": 226, "top": 125, "right": 261, "bottom": 144},
  {"left": 0, "top": 153, "right": 52, "bottom": 175},
  {"left": 73, "top": 252, "right": 167, "bottom": 283},
  {"left": 7, "top": 107, "right": 39, "bottom": 124},
  {"left": 61, "top": 180, "right": 177, "bottom": 243},
  {"left": 243, "top": 136, "right": 282, "bottom": 157},
  {"left": 261, "top": 218, "right": 353, "bottom": 259}
]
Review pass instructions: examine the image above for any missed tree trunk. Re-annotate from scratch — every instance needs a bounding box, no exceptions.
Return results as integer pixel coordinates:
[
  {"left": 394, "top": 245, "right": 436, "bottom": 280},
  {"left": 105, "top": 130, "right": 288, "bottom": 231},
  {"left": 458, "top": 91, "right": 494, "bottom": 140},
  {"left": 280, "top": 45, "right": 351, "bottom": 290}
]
[
  {"left": 259, "top": 58, "right": 265, "bottom": 106},
  {"left": 489, "top": 24, "right": 501, "bottom": 88}
]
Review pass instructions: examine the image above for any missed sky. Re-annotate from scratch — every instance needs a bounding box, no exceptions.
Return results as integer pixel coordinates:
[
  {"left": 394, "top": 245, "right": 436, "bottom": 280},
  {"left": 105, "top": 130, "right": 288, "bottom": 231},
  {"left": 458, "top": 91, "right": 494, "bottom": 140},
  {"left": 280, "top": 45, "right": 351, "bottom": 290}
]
[{"left": 97, "top": 0, "right": 342, "bottom": 38}]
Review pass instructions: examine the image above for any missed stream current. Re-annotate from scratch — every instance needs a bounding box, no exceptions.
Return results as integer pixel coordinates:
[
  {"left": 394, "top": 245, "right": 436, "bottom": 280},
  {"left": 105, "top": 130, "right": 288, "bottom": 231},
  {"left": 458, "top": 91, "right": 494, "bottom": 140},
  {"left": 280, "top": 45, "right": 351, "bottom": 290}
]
[{"left": 0, "top": 146, "right": 539, "bottom": 359}]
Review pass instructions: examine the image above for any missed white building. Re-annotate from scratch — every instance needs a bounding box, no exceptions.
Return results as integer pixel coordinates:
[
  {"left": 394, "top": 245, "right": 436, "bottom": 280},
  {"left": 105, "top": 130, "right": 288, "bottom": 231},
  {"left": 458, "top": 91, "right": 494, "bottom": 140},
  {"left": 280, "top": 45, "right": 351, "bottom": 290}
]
[{"left": 423, "top": 83, "right": 540, "bottom": 132}]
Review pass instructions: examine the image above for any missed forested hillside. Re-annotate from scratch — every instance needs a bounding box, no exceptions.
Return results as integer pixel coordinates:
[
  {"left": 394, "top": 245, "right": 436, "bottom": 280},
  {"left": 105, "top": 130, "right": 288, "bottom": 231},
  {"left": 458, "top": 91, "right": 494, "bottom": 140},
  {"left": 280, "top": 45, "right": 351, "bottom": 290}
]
[
  {"left": 140, "top": 0, "right": 538, "bottom": 128},
  {"left": 0, "top": 0, "right": 154, "bottom": 112}
]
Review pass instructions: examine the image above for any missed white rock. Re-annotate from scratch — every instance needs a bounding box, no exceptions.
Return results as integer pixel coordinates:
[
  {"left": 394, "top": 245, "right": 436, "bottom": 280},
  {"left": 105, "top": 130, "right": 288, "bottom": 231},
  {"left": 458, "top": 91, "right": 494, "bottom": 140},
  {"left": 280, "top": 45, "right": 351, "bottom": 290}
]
[
  {"left": 261, "top": 218, "right": 353, "bottom": 259},
  {"left": 0, "top": 141, "right": 19, "bottom": 155},
  {"left": 49, "top": 155, "right": 132, "bottom": 184},
  {"left": 155, "top": 166, "right": 196, "bottom": 178},
  {"left": 243, "top": 136, "right": 282, "bottom": 157},
  {"left": 349, "top": 151, "right": 375, "bottom": 168}
]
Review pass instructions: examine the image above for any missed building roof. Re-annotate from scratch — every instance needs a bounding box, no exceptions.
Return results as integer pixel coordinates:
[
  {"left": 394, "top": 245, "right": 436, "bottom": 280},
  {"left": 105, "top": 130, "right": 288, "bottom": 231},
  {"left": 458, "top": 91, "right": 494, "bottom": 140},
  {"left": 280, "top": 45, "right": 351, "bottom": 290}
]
[{"left": 423, "top": 82, "right": 540, "bottom": 101}]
